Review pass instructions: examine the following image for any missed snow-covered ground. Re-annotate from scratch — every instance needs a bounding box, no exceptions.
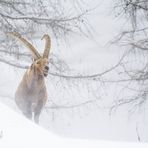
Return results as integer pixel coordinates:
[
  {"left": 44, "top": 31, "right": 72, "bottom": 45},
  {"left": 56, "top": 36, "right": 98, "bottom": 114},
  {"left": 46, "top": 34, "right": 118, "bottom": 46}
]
[
  {"left": 0, "top": 102, "right": 148, "bottom": 148},
  {"left": 0, "top": 0, "right": 148, "bottom": 144}
]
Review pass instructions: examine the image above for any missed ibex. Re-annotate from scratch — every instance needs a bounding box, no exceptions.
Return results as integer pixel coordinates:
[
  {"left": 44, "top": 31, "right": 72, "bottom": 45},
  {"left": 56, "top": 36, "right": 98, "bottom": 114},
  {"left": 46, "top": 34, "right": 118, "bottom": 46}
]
[{"left": 8, "top": 32, "right": 51, "bottom": 124}]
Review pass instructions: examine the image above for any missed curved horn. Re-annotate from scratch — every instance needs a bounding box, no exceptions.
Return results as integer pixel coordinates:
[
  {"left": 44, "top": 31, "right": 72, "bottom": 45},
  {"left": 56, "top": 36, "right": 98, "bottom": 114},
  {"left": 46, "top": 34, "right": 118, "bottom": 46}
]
[
  {"left": 41, "top": 34, "right": 51, "bottom": 58},
  {"left": 7, "top": 32, "right": 41, "bottom": 60}
]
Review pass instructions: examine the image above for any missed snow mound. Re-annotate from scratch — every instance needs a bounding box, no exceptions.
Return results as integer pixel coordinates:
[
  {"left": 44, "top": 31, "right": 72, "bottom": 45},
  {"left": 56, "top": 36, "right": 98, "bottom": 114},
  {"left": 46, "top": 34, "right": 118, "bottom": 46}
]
[{"left": 0, "top": 102, "right": 147, "bottom": 148}]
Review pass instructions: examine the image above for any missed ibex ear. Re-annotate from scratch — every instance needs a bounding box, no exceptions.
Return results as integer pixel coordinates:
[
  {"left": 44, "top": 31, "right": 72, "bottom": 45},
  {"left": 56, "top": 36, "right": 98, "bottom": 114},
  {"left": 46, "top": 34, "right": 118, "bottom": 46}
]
[
  {"left": 30, "top": 63, "right": 34, "bottom": 69},
  {"left": 41, "top": 34, "right": 51, "bottom": 59}
]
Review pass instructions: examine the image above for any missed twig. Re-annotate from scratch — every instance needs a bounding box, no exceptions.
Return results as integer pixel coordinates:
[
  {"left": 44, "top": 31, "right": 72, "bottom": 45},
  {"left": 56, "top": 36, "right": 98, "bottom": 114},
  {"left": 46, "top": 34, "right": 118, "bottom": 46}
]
[
  {"left": 45, "top": 99, "right": 98, "bottom": 110},
  {"left": 136, "top": 123, "right": 141, "bottom": 142}
]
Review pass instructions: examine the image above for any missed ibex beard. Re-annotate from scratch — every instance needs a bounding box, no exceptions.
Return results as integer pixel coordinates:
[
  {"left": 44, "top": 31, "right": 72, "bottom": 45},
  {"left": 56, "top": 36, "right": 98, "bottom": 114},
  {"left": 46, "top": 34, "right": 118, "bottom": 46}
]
[{"left": 8, "top": 32, "right": 51, "bottom": 124}]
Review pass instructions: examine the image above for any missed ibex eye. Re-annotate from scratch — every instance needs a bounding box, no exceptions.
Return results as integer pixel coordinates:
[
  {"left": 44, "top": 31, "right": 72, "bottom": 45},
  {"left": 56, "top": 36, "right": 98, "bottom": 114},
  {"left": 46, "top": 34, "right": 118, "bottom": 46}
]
[{"left": 45, "top": 66, "right": 49, "bottom": 70}]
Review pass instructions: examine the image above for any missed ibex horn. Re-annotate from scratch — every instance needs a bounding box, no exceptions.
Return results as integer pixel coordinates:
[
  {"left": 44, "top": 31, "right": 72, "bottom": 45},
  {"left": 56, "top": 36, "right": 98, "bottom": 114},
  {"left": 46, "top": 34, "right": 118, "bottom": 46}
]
[
  {"left": 42, "top": 34, "right": 51, "bottom": 58},
  {"left": 7, "top": 32, "right": 41, "bottom": 60}
]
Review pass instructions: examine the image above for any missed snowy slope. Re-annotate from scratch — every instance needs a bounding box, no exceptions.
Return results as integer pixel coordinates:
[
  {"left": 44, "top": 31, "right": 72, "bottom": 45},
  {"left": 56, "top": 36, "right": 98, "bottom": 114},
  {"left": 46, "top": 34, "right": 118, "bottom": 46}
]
[{"left": 0, "top": 102, "right": 148, "bottom": 148}]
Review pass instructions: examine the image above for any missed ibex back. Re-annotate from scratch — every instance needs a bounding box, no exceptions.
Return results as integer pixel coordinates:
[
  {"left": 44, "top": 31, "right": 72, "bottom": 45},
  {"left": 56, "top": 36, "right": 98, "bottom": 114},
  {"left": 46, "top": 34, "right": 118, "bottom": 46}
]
[{"left": 8, "top": 32, "right": 51, "bottom": 124}]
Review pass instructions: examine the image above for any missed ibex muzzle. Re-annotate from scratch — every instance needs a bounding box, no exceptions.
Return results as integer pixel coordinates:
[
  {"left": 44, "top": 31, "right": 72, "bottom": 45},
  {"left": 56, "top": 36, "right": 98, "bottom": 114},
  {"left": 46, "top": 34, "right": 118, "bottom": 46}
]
[{"left": 8, "top": 32, "right": 51, "bottom": 124}]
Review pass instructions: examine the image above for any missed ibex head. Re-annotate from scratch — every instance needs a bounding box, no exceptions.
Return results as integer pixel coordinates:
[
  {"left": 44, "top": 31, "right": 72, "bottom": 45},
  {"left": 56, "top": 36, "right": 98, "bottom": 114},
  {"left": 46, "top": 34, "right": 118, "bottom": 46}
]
[{"left": 7, "top": 32, "right": 51, "bottom": 77}]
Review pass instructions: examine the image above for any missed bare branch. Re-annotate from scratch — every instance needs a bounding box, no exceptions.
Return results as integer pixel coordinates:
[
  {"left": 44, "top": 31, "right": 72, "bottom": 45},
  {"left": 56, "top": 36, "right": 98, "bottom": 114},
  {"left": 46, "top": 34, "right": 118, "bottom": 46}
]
[
  {"left": 0, "top": 52, "right": 125, "bottom": 79},
  {"left": 45, "top": 99, "right": 98, "bottom": 110},
  {"left": 130, "top": 43, "right": 148, "bottom": 51},
  {"left": 0, "top": 57, "right": 28, "bottom": 69},
  {"left": 136, "top": 123, "right": 141, "bottom": 142},
  {"left": 0, "top": 49, "right": 31, "bottom": 57}
]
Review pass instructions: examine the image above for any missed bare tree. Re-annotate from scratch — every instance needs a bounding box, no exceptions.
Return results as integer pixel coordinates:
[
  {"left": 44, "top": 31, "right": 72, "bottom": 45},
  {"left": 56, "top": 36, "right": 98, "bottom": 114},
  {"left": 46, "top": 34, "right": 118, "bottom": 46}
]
[
  {"left": 0, "top": 0, "right": 91, "bottom": 37},
  {"left": 109, "top": 0, "right": 148, "bottom": 114},
  {"left": 0, "top": 0, "right": 93, "bottom": 63}
]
